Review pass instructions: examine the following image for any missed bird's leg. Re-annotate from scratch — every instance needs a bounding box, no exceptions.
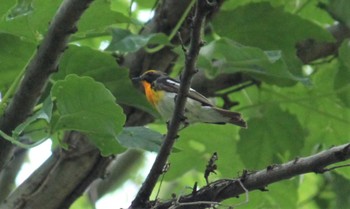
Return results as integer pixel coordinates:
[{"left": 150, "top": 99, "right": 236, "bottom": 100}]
[
  {"left": 178, "top": 111, "right": 189, "bottom": 131},
  {"left": 172, "top": 95, "right": 190, "bottom": 131}
]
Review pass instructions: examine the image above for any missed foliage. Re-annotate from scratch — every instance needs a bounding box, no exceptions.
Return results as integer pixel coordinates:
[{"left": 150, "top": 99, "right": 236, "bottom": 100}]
[{"left": 0, "top": 0, "right": 350, "bottom": 209}]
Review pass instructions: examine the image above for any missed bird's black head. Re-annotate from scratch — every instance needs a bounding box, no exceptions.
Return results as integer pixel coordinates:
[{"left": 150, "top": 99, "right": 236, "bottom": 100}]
[{"left": 133, "top": 70, "right": 165, "bottom": 83}]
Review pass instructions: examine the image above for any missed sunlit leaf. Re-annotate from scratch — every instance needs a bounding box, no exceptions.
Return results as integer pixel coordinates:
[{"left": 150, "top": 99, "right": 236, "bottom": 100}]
[{"left": 70, "top": 195, "right": 94, "bottom": 209}]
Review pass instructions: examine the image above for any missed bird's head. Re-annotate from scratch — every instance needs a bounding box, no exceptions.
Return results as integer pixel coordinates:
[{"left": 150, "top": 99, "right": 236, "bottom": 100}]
[{"left": 132, "top": 70, "right": 166, "bottom": 84}]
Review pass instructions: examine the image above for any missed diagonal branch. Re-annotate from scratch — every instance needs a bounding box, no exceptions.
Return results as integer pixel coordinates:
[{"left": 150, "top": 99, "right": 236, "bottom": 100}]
[
  {"left": 0, "top": 0, "right": 94, "bottom": 171},
  {"left": 130, "top": 1, "right": 213, "bottom": 208},
  {"left": 154, "top": 143, "right": 350, "bottom": 209}
]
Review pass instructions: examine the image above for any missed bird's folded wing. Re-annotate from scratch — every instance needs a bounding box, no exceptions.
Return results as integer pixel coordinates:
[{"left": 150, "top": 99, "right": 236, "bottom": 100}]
[{"left": 155, "top": 77, "right": 214, "bottom": 107}]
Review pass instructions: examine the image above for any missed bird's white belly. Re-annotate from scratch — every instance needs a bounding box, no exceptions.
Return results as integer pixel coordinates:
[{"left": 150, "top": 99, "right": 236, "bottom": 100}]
[{"left": 156, "top": 93, "right": 228, "bottom": 124}]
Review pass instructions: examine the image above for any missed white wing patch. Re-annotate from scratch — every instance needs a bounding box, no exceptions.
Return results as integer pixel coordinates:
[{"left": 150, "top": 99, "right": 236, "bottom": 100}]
[
  {"left": 165, "top": 79, "right": 179, "bottom": 86},
  {"left": 166, "top": 79, "right": 198, "bottom": 93}
]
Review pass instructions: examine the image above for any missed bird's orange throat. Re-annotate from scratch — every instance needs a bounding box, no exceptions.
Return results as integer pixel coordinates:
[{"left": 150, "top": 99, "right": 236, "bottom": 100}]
[{"left": 142, "top": 81, "right": 163, "bottom": 107}]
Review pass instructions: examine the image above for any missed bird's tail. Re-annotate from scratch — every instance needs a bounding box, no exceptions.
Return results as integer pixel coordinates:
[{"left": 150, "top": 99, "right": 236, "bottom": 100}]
[{"left": 213, "top": 107, "right": 247, "bottom": 128}]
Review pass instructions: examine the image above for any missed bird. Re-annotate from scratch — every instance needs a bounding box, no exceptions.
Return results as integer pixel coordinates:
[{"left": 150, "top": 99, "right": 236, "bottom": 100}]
[{"left": 133, "top": 70, "right": 247, "bottom": 128}]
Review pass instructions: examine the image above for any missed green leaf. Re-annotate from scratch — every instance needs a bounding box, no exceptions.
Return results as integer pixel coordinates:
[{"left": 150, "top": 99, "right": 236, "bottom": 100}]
[
  {"left": 105, "top": 28, "right": 169, "bottom": 53},
  {"left": 199, "top": 38, "right": 310, "bottom": 86},
  {"left": 334, "top": 40, "right": 350, "bottom": 107},
  {"left": 13, "top": 96, "right": 53, "bottom": 139},
  {"left": 53, "top": 45, "right": 156, "bottom": 115},
  {"left": 269, "top": 65, "right": 350, "bottom": 154},
  {"left": 166, "top": 124, "right": 243, "bottom": 181},
  {"left": 0, "top": 0, "right": 16, "bottom": 18},
  {"left": 325, "top": 0, "right": 350, "bottom": 28},
  {"left": 0, "top": 0, "right": 62, "bottom": 42},
  {"left": 229, "top": 178, "right": 298, "bottom": 209},
  {"left": 332, "top": 173, "right": 350, "bottom": 207},
  {"left": 70, "top": 195, "right": 94, "bottom": 209},
  {"left": 75, "top": 0, "right": 131, "bottom": 37},
  {"left": 134, "top": 0, "right": 157, "bottom": 9},
  {"left": 51, "top": 75, "right": 126, "bottom": 156},
  {"left": 0, "top": 96, "right": 52, "bottom": 148},
  {"left": 213, "top": 2, "right": 334, "bottom": 82},
  {"left": 0, "top": 0, "right": 122, "bottom": 42},
  {"left": 238, "top": 105, "right": 306, "bottom": 169},
  {"left": 0, "top": 33, "right": 35, "bottom": 93},
  {"left": 6, "top": 0, "right": 33, "bottom": 19},
  {"left": 118, "top": 126, "right": 163, "bottom": 152}
]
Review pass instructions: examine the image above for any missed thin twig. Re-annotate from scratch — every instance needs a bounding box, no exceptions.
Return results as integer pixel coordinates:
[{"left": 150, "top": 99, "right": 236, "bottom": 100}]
[
  {"left": 319, "top": 163, "right": 350, "bottom": 173},
  {"left": 234, "top": 179, "right": 249, "bottom": 208},
  {"left": 130, "top": 1, "right": 212, "bottom": 208}
]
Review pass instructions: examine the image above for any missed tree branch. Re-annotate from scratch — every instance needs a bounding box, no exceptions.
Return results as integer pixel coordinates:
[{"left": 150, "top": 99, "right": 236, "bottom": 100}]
[
  {"left": 0, "top": 147, "right": 27, "bottom": 202},
  {"left": 296, "top": 23, "right": 350, "bottom": 64},
  {"left": 130, "top": 1, "right": 213, "bottom": 208},
  {"left": 0, "top": 0, "right": 94, "bottom": 171},
  {"left": 87, "top": 149, "right": 144, "bottom": 204},
  {"left": 154, "top": 143, "right": 350, "bottom": 209},
  {"left": 0, "top": 131, "right": 111, "bottom": 209}
]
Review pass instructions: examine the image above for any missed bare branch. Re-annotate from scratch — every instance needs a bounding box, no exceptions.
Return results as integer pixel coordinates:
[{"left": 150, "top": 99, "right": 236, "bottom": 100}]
[
  {"left": 154, "top": 143, "right": 350, "bottom": 209},
  {"left": 130, "top": 1, "right": 214, "bottom": 208}
]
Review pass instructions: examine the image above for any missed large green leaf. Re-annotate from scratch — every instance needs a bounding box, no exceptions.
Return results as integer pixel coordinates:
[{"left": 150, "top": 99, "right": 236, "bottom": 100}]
[
  {"left": 199, "top": 38, "right": 310, "bottom": 86},
  {"left": 0, "top": 33, "right": 35, "bottom": 93},
  {"left": 334, "top": 40, "right": 350, "bottom": 107},
  {"left": 53, "top": 45, "right": 155, "bottom": 115},
  {"left": 213, "top": 2, "right": 334, "bottom": 82},
  {"left": 51, "top": 75, "right": 126, "bottom": 156},
  {"left": 238, "top": 105, "right": 306, "bottom": 169}
]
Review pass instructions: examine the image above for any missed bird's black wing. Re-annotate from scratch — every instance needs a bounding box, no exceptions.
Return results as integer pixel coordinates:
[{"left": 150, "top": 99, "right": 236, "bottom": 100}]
[{"left": 154, "top": 77, "right": 214, "bottom": 107}]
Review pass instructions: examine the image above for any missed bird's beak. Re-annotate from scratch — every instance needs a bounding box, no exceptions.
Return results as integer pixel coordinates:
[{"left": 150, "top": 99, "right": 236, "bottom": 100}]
[{"left": 132, "top": 76, "right": 141, "bottom": 83}]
